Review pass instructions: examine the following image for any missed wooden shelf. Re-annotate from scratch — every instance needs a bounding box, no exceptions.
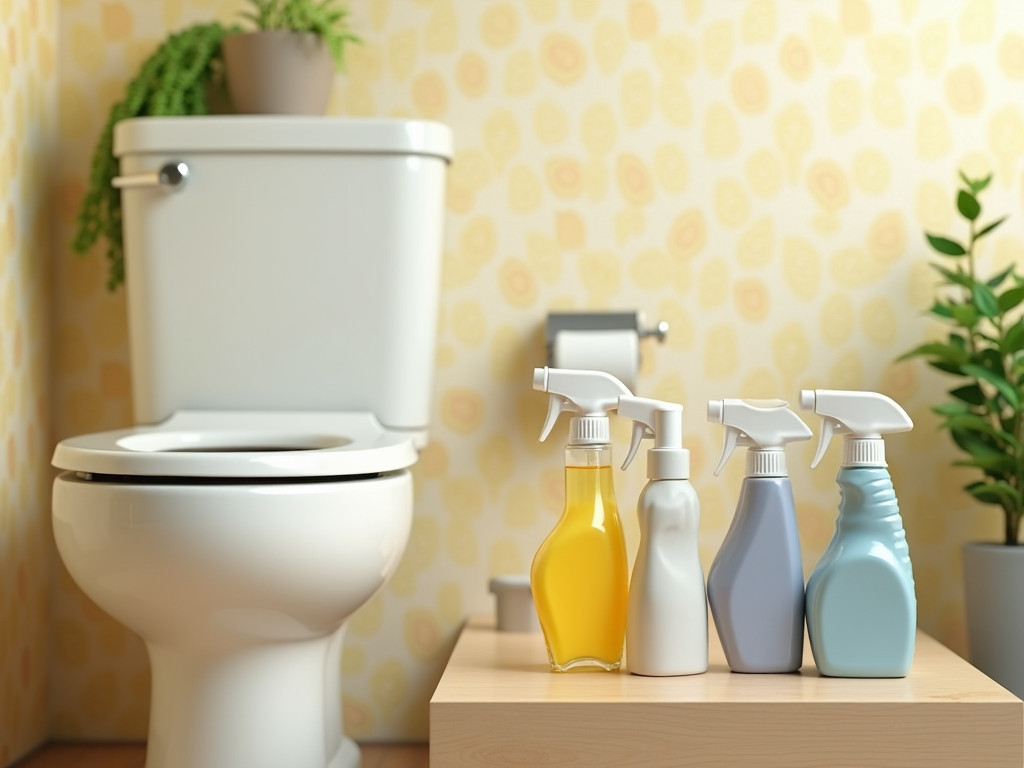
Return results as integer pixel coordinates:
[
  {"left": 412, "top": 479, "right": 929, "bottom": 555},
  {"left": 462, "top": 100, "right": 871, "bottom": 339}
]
[{"left": 430, "top": 617, "right": 1023, "bottom": 767}]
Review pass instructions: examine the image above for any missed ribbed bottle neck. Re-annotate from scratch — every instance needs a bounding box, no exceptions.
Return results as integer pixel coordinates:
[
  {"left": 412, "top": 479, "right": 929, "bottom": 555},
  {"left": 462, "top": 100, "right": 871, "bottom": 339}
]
[
  {"left": 745, "top": 448, "right": 786, "bottom": 477},
  {"left": 568, "top": 415, "right": 609, "bottom": 446},
  {"left": 841, "top": 437, "right": 886, "bottom": 467}
]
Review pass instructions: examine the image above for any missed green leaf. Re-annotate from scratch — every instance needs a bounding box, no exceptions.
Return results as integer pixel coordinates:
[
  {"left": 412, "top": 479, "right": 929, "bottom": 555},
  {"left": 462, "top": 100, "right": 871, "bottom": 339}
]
[
  {"left": 998, "top": 286, "right": 1024, "bottom": 313},
  {"left": 945, "top": 414, "right": 1021, "bottom": 449},
  {"left": 988, "top": 264, "right": 1015, "bottom": 288},
  {"left": 960, "top": 171, "right": 992, "bottom": 194},
  {"left": 967, "top": 480, "right": 1022, "bottom": 508},
  {"left": 930, "top": 360, "right": 964, "bottom": 375},
  {"left": 962, "top": 363, "right": 1022, "bottom": 408},
  {"left": 951, "top": 303, "right": 979, "bottom": 328},
  {"left": 932, "top": 401, "right": 972, "bottom": 416},
  {"left": 932, "top": 263, "right": 975, "bottom": 290},
  {"left": 958, "top": 189, "right": 981, "bottom": 221},
  {"left": 897, "top": 341, "right": 970, "bottom": 364},
  {"left": 955, "top": 455, "right": 1019, "bottom": 474},
  {"left": 926, "top": 233, "right": 968, "bottom": 256},
  {"left": 952, "top": 427, "right": 1005, "bottom": 459},
  {"left": 964, "top": 483, "right": 1006, "bottom": 506},
  {"left": 1005, "top": 322, "right": 1024, "bottom": 355},
  {"left": 974, "top": 283, "right": 999, "bottom": 318},
  {"left": 929, "top": 301, "right": 954, "bottom": 319},
  {"left": 950, "top": 384, "right": 987, "bottom": 405},
  {"left": 977, "top": 216, "right": 1007, "bottom": 240},
  {"left": 976, "top": 347, "right": 1005, "bottom": 374}
]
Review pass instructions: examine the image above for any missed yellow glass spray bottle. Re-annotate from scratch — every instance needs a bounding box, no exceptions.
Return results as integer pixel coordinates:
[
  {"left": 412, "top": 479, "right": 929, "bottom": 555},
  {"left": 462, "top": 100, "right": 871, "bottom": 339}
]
[{"left": 530, "top": 367, "right": 631, "bottom": 672}]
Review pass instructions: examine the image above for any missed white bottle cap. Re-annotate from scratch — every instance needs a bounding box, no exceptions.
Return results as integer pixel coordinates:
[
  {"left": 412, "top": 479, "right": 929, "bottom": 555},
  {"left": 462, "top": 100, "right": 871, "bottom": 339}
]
[
  {"left": 569, "top": 415, "right": 610, "bottom": 446},
  {"left": 746, "top": 448, "right": 787, "bottom": 477},
  {"left": 841, "top": 437, "right": 887, "bottom": 467}
]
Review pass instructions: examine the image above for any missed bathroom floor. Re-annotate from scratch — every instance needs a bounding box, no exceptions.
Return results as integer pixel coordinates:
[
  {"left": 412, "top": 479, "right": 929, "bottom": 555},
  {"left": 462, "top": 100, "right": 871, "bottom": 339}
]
[{"left": 16, "top": 743, "right": 429, "bottom": 768}]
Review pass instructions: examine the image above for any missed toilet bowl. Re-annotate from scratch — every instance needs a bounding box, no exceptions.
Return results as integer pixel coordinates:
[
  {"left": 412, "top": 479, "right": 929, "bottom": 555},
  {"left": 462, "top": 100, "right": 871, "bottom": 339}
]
[
  {"left": 52, "top": 116, "right": 451, "bottom": 768},
  {"left": 53, "top": 411, "right": 416, "bottom": 768}
]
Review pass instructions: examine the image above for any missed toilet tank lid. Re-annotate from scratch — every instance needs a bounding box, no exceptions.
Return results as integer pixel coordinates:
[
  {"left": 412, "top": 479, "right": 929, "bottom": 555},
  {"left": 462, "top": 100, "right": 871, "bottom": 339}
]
[{"left": 113, "top": 117, "right": 453, "bottom": 160}]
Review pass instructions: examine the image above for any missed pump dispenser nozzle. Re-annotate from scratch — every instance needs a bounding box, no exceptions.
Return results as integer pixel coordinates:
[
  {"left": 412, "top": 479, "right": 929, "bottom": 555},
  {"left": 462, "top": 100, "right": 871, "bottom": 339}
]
[
  {"left": 707, "top": 399, "right": 812, "bottom": 477},
  {"left": 617, "top": 396, "right": 688, "bottom": 480},
  {"left": 533, "top": 367, "right": 632, "bottom": 446},
  {"left": 800, "top": 389, "right": 913, "bottom": 468}
]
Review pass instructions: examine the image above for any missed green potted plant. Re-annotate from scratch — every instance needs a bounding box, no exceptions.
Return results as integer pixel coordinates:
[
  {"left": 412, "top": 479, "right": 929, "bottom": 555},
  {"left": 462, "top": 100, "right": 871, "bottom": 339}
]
[
  {"left": 899, "top": 170, "right": 1024, "bottom": 696},
  {"left": 74, "top": 1, "right": 359, "bottom": 290},
  {"left": 222, "top": 0, "right": 360, "bottom": 115}
]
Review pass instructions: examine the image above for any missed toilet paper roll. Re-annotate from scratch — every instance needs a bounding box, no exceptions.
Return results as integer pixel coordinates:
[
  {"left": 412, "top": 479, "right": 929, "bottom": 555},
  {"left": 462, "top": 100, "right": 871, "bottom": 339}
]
[{"left": 552, "top": 329, "right": 639, "bottom": 392}]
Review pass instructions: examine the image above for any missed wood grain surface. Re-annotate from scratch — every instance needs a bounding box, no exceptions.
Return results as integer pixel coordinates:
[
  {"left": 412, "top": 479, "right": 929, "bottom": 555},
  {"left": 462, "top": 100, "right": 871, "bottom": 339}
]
[{"left": 430, "top": 617, "right": 1023, "bottom": 767}]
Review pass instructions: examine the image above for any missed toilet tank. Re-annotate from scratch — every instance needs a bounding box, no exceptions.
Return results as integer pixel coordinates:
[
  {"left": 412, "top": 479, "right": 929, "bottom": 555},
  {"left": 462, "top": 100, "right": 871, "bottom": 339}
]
[{"left": 114, "top": 117, "right": 451, "bottom": 443}]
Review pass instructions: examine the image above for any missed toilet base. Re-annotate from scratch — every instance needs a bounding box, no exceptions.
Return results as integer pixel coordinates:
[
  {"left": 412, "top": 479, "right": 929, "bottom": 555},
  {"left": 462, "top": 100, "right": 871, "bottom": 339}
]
[
  {"left": 329, "top": 737, "right": 361, "bottom": 768},
  {"left": 145, "top": 626, "right": 356, "bottom": 768}
]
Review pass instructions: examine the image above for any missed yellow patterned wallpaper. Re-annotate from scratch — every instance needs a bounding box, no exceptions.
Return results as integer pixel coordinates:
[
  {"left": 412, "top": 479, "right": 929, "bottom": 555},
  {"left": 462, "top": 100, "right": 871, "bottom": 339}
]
[
  {"left": 47, "top": 0, "right": 1024, "bottom": 744},
  {"left": 0, "top": 0, "right": 55, "bottom": 763}
]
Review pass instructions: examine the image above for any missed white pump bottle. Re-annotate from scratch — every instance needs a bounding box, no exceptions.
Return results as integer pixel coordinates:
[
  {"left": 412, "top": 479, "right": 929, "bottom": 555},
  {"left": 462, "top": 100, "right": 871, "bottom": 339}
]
[{"left": 619, "top": 396, "right": 707, "bottom": 676}]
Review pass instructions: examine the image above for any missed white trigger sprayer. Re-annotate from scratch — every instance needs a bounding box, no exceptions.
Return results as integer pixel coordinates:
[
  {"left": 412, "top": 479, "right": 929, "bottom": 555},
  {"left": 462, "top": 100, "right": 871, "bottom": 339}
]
[
  {"left": 800, "top": 388, "right": 916, "bottom": 678},
  {"left": 533, "top": 367, "right": 632, "bottom": 446},
  {"left": 618, "top": 396, "right": 688, "bottom": 480},
  {"left": 800, "top": 390, "right": 913, "bottom": 468},
  {"left": 707, "top": 399, "right": 812, "bottom": 478},
  {"left": 530, "top": 366, "right": 634, "bottom": 672}
]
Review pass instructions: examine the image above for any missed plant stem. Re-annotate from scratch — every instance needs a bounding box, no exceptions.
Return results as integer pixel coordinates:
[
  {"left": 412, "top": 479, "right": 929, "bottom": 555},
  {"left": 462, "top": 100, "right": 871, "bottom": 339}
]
[
  {"left": 965, "top": 216, "right": 1024, "bottom": 540},
  {"left": 967, "top": 219, "right": 977, "bottom": 356}
]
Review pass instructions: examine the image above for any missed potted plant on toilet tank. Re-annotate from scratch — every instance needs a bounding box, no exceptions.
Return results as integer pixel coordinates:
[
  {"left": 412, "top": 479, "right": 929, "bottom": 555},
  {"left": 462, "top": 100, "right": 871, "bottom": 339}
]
[
  {"left": 223, "top": 0, "right": 360, "bottom": 115},
  {"left": 74, "top": 0, "right": 358, "bottom": 291},
  {"left": 899, "top": 171, "right": 1024, "bottom": 697}
]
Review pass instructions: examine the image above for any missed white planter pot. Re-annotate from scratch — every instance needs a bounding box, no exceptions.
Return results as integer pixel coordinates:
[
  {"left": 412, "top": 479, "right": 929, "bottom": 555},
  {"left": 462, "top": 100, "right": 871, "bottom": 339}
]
[{"left": 963, "top": 542, "right": 1024, "bottom": 698}]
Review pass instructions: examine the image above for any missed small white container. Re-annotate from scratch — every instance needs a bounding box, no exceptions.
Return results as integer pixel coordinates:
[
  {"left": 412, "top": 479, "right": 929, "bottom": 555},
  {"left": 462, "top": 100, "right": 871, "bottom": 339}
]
[{"left": 489, "top": 575, "right": 540, "bottom": 633}]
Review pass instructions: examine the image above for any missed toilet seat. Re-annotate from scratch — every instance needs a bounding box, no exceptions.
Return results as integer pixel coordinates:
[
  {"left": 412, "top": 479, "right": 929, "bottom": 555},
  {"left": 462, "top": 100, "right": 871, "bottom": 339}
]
[{"left": 52, "top": 410, "right": 418, "bottom": 479}]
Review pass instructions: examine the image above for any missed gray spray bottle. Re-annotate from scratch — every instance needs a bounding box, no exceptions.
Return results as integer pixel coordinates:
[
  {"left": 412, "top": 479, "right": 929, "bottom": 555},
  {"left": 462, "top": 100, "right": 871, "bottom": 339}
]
[{"left": 706, "top": 399, "right": 812, "bottom": 673}]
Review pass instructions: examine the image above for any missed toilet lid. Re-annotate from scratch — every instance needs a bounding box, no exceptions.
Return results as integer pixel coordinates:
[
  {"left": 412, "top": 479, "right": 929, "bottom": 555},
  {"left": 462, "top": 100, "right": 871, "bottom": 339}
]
[{"left": 52, "top": 411, "right": 419, "bottom": 479}]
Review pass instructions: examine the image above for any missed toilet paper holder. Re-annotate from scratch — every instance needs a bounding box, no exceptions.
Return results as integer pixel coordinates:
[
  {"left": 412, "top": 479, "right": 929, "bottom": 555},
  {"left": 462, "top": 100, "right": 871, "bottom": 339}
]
[{"left": 545, "top": 311, "right": 669, "bottom": 367}]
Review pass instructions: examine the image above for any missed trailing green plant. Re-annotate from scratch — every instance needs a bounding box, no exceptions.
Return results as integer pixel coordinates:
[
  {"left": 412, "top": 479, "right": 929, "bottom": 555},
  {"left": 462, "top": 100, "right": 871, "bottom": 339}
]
[
  {"left": 900, "top": 171, "right": 1024, "bottom": 545},
  {"left": 73, "top": 22, "right": 231, "bottom": 291},
  {"left": 240, "top": 0, "right": 360, "bottom": 70}
]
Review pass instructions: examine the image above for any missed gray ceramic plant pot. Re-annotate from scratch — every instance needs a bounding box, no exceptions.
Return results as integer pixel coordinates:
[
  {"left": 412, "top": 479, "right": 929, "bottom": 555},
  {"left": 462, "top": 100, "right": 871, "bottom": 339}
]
[
  {"left": 963, "top": 542, "right": 1024, "bottom": 698},
  {"left": 222, "top": 30, "right": 334, "bottom": 115}
]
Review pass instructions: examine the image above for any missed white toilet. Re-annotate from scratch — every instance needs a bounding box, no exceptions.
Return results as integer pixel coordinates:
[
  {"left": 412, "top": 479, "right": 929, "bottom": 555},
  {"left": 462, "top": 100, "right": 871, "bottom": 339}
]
[{"left": 51, "top": 117, "right": 451, "bottom": 768}]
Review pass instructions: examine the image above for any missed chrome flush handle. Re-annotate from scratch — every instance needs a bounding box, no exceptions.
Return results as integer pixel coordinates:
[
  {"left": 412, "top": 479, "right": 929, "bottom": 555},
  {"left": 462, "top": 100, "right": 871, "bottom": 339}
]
[{"left": 112, "top": 161, "right": 189, "bottom": 190}]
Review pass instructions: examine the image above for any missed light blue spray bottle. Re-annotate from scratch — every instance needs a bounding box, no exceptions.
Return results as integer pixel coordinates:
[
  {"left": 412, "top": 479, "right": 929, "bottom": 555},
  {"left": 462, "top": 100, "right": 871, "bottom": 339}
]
[{"left": 801, "top": 389, "right": 915, "bottom": 678}]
